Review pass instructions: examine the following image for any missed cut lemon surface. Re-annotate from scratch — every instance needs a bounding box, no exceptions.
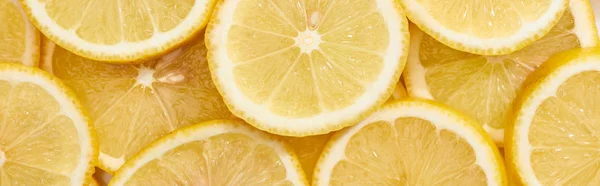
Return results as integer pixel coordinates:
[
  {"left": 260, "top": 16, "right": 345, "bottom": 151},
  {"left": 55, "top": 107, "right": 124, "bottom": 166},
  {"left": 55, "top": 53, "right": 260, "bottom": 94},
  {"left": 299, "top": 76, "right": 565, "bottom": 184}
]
[
  {"left": 507, "top": 48, "right": 600, "bottom": 185},
  {"left": 0, "top": 63, "right": 96, "bottom": 185},
  {"left": 404, "top": 0, "right": 600, "bottom": 146},
  {"left": 41, "top": 34, "right": 234, "bottom": 172},
  {"left": 313, "top": 99, "right": 506, "bottom": 185},
  {"left": 282, "top": 133, "right": 332, "bottom": 182},
  {"left": 22, "top": 0, "right": 216, "bottom": 62},
  {"left": 207, "top": 0, "right": 409, "bottom": 136},
  {"left": 110, "top": 120, "right": 308, "bottom": 186},
  {"left": 0, "top": 0, "right": 39, "bottom": 66},
  {"left": 399, "top": 0, "right": 568, "bottom": 55}
]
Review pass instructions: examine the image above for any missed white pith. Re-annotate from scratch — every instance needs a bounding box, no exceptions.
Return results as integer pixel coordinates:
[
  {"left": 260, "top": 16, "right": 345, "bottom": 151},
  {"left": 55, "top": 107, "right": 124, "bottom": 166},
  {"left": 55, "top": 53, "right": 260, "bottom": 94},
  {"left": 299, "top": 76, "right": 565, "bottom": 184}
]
[
  {"left": 315, "top": 101, "right": 503, "bottom": 186},
  {"left": 401, "top": 0, "right": 568, "bottom": 51},
  {"left": 209, "top": 0, "right": 407, "bottom": 133},
  {"left": 110, "top": 121, "right": 306, "bottom": 186},
  {"left": 0, "top": 66, "right": 94, "bottom": 185}
]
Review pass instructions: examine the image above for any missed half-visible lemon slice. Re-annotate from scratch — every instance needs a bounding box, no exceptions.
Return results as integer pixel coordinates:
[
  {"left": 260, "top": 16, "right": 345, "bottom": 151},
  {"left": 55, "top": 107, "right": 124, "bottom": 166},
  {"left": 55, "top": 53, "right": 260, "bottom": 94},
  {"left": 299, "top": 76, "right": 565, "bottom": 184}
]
[
  {"left": 404, "top": 0, "right": 599, "bottom": 146},
  {"left": 41, "top": 34, "right": 234, "bottom": 172},
  {"left": 507, "top": 48, "right": 600, "bottom": 185},
  {"left": 0, "top": 63, "right": 96, "bottom": 185},
  {"left": 314, "top": 99, "right": 506, "bottom": 185},
  {"left": 22, "top": 0, "right": 216, "bottom": 62},
  {"left": 207, "top": 0, "right": 409, "bottom": 136},
  {"left": 399, "top": 0, "right": 568, "bottom": 55},
  {"left": 0, "top": 0, "right": 39, "bottom": 66},
  {"left": 110, "top": 120, "right": 308, "bottom": 186}
]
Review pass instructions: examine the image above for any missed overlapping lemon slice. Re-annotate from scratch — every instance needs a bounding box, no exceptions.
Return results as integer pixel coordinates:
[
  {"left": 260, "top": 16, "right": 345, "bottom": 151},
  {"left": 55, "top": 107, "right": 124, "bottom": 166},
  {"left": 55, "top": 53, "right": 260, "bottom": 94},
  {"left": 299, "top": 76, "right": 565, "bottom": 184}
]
[
  {"left": 22, "top": 0, "right": 217, "bottom": 62},
  {"left": 0, "top": 0, "right": 39, "bottom": 66},
  {"left": 404, "top": 0, "right": 599, "bottom": 146},
  {"left": 207, "top": 0, "right": 409, "bottom": 136},
  {"left": 41, "top": 34, "right": 233, "bottom": 172},
  {"left": 110, "top": 120, "right": 307, "bottom": 186},
  {"left": 0, "top": 63, "right": 96, "bottom": 185},
  {"left": 507, "top": 48, "right": 600, "bottom": 185},
  {"left": 314, "top": 99, "right": 506, "bottom": 185},
  {"left": 399, "top": 0, "right": 568, "bottom": 55}
]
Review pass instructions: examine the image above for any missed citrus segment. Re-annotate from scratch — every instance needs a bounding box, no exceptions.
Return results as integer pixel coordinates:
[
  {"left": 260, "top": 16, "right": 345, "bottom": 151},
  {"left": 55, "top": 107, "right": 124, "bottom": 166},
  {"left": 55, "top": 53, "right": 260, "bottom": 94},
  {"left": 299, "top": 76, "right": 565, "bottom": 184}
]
[
  {"left": 22, "top": 0, "right": 217, "bottom": 62},
  {"left": 41, "top": 34, "right": 233, "bottom": 172},
  {"left": 207, "top": 0, "right": 409, "bottom": 136},
  {"left": 110, "top": 120, "right": 307, "bottom": 186},
  {"left": 314, "top": 99, "right": 506, "bottom": 185},
  {"left": 0, "top": 0, "right": 39, "bottom": 66},
  {"left": 404, "top": 1, "right": 599, "bottom": 145},
  {"left": 0, "top": 63, "right": 96, "bottom": 185}
]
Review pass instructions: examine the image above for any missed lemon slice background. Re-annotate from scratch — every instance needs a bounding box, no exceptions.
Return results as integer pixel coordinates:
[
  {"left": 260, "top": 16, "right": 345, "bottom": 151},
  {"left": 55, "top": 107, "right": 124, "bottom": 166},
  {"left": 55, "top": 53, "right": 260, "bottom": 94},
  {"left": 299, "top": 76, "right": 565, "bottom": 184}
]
[
  {"left": 507, "top": 48, "right": 600, "bottom": 185},
  {"left": 110, "top": 120, "right": 307, "bottom": 186},
  {"left": 0, "top": 63, "right": 96, "bottom": 185},
  {"left": 207, "top": 0, "right": 409, "bottom": 136},
  {"left": 399, "top": 0, "right": 569, "bottom": 55},
  {"left": 0, "top": 0, "right": 39, "bottom": 66},
  {"left": 22, "top": 0, "right": 217, "bottom": 62},
  {"left": 41, "top": 34, "right": 234, "bottom": 172},
  {"left": 404, "top": 0, "right": 599, "bottom": 146},
  {"left": 314, "top": 99, "right": 506, "bottom": 185}
]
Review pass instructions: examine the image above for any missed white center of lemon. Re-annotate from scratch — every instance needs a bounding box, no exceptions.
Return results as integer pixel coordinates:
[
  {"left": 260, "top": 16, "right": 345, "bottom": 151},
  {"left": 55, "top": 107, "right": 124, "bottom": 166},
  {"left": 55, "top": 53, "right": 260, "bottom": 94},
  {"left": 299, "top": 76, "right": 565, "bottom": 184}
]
[
  {"left": 0, "top": 150, "right": 5, "bottom": 167},
  {"left": 295, "top": 30, "right": 322, "bottom": 54},
  {"left": 136, "top": 67, "right": 155, "bottom": 87}
]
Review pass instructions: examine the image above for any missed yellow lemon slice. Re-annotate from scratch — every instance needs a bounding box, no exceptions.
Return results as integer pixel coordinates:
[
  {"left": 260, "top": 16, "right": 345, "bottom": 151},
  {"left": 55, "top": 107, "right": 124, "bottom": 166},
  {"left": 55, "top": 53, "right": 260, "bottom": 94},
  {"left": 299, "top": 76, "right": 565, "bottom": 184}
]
[
  {"left": 314, "top": 99, "right": 506, "bottom": 185},
  {"left": 507, "top": 48, "right": 600, "bottom": 185},
  {"left": 404, "top": 0, "right": 599, "bottom": 146},
  {"left": 207, "top": 0, "right": 409, "bottom": 136},
  {"left": 0, "top": 63, "right": 96, "bottom": 185},
  {"left": 398, "top": 0, "right": 568, "bottom": 55},
  {"left": 110, "top": 120, "right": 308, "bottom": 185},
  {"left": 22, "top": 0, "right": 217, "bottom": 62},
  {"left": 0, "top": 0, "right": 39, "bottom": 66},
  {"left": 41, "top": 34, "right": 234, "bottom": 172}
]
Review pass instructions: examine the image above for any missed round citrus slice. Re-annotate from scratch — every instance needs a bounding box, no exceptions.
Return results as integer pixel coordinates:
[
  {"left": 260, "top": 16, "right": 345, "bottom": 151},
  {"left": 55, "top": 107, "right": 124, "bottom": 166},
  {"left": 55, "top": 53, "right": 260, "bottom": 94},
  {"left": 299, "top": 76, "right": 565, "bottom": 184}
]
[
  {"left": 0, "top": 0, "right": 39, "bottom": 66},
  {"left": 21, "top": 0, "right": 217, "bottom": 62},
  {"left": 0, "top": 63, "right": 96, "bottom": 185},
  {"left": 507, "top": 48, "right": 600, "bottom": 185},
  {"left": 41, "top": 34, "right": 234, "bottom": 172},
  {"left": 313, "top": 99, "right": 506, "bottom": 185},
  {"left": 207, "top": 0, "right": 409, "bottom": 136},
  {"left": 398, "top": 0, "right": 568, "bottom": 55},
  {"left": 404, "top": 0, "right": 600, "bottom": 146},
  {"left": 110, "top": 120, "right": 308, "bottom": 186}
]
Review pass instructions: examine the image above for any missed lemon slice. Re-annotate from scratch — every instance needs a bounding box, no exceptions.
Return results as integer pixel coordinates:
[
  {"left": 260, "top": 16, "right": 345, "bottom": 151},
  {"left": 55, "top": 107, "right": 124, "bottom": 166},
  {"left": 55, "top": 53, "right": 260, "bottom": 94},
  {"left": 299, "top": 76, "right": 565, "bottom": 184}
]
[
  {"left": 207, "top": 0, "right": 409, "bottom": 136},
  {"left": 404, "top": 0, "right": 600, "bottom": 146},
  {"left": 0, "top": 0, "right": 39, "bottom": 66},
  {"left": 41, "top": 34, "right": 234, "bottom": 172},
  {"left": 314, "top": 99, "right": 506, "bottom": 185},
  {"left": 398, "top": 0, "right": 569, "bottom": 55},
  {"left": 22, "top": 0, "right": 216, "bottom": 62},
  {"left": 506, "top": 48, "right": 600, "bottom": 185},
  {"left": 0, "top": 63, "right": 96, "bottom": 185},
  {"left": 110, "top": 120, "right": 308, "bottom": 186},
  {"left": 282, "top": 133, "right": 332, "bottom": 181}
]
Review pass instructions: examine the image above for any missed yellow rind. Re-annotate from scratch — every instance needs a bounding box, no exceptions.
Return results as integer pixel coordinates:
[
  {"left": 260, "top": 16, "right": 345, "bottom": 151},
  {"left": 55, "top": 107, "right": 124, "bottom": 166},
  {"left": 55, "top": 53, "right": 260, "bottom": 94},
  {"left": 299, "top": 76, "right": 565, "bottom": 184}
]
[
  {"left": 313, "top": 98, "right": 507, "bottom": 185},
  {"left": 205, "top": 0, "right": 410, "bottom": 137},
  {"left": 20, "top": 0, "right": 218, "bottom": 63},
  {"left": 0, "top": 62, "right": 98, "bottom": 186},
  {"left": 110, "top": 119, "right": 308, "bottom": 186}
]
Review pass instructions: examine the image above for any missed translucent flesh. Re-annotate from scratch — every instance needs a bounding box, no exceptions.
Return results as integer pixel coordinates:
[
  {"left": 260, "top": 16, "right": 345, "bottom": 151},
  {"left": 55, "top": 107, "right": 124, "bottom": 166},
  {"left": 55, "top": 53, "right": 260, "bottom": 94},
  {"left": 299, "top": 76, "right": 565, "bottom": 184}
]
[
  {"left": 0, "top": 81, "right": 79, "bottom": 185},
  {"left": 282, "top": 133, "right": 332, "bottom": 181},
  {"left": 414, "top": 0, "right": 551, "bottom": 38},
  {"left": 125, "top": 133, "right": 293, "bottom": 185},
  {"left": 330, "top": 118, "right": 486, "bottom": 185},
  {"left": 421, "top": 11, "right": 579, "bottom": 130},
  {"left": 529, "top": 71, "right": 600, "bottom": 185},
  {"left": 229, "top": 0, "right": 387, "bottom": 117},
  {"left": 0, "top": 0, "right": 29, "bottom": 64},
  {"left": 43, "top": 0, "right": 194, "bottom": 44},
  {"left": 48, "top": 36, "right": 233, "bottom": 170}
]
